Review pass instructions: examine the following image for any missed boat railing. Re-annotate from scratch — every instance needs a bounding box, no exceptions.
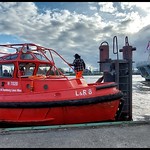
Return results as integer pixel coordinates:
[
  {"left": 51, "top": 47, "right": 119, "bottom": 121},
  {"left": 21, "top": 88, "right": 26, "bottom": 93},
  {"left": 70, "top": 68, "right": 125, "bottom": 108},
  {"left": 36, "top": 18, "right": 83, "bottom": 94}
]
[{"left": 0, "top": 43, "right": 75, "bottom": 80}]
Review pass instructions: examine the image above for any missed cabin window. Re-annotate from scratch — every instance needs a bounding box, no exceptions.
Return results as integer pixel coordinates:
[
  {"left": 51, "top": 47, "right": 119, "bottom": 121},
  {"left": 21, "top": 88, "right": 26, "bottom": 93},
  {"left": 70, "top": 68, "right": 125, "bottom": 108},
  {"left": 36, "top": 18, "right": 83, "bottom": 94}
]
[
  {"left": 37, "top": 64, "right": 53, "bottom": 75},
  {"left": 18, "top": 63, "right": 35, "bottom": 76},
  {"left": 20, "top": 53, "right": 34, "bottom": 60},
  {"left": 4, "top": 54, "right": 18, "bottom": 60},
  {"left": 34, "top": 53, "right": 48, "bottom": 61},
  {"left": 0, "top": 64, "right": 14, "bottom": 78}
]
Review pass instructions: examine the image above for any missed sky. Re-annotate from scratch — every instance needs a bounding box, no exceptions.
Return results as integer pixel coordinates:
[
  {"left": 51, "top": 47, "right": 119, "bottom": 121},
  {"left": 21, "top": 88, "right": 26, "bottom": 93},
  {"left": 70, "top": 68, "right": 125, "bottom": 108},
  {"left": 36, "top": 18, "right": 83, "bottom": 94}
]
[{"left": 0, "top": 2, "right": 150, "bottom": 71}]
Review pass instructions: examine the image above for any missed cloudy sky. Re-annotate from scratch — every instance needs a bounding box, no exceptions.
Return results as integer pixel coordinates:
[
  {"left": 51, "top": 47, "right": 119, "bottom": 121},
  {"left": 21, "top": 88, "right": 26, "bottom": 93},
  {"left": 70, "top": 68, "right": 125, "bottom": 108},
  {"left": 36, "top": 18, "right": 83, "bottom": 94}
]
[{"left": 0, "top": 2, "right": 150, "bottom": 71}]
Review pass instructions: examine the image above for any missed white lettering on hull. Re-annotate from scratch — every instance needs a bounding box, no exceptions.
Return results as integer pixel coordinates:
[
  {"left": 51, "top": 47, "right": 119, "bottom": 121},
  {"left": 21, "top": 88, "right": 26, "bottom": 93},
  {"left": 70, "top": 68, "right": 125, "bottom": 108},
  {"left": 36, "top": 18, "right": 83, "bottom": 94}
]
[
  {"left": 75, "top": 89, "right": 93, "bottom": 96},
  {"left": 0, "top": 88, "right": 22, "bottom": 92}
]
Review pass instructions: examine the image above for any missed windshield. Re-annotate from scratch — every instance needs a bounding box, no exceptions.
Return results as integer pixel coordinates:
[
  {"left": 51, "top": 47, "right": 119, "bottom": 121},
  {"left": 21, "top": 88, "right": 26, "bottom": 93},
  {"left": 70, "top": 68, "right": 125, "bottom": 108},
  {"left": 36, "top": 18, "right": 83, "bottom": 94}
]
[{"left": 37, "top": 64, "right": 53, "bottom": 76}]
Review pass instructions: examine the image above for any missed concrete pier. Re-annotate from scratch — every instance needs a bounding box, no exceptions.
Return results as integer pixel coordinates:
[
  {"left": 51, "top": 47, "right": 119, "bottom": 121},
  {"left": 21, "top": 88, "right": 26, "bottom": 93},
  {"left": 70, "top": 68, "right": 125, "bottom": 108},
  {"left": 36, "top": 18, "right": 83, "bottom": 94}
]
[{"left": 0, "top": 121, "right": 149, "bottom": 148}]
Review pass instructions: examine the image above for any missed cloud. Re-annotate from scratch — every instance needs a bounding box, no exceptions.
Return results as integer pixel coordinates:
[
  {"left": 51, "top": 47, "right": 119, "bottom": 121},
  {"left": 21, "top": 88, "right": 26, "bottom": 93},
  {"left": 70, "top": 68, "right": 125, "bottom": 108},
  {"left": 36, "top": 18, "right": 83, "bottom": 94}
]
[
  {"left": 98, "top": 2, "right": 117, "bottom": 13},
  {"left": 0, "top": 2, "right": 150, "bottom": 69}
]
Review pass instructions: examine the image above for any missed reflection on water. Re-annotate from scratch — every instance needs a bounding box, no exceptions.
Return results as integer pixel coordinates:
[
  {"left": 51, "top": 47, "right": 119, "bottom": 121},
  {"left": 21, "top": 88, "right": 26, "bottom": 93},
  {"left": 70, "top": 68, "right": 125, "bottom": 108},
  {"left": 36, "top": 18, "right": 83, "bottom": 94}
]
[{"left": 83, "top": 75, "right": 150, "bottom": 121}]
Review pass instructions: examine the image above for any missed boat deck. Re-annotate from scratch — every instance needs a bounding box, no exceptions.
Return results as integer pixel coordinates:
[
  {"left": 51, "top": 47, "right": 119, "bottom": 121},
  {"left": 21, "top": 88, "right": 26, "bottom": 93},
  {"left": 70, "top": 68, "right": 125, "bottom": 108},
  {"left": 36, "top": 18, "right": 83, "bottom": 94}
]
[{"left": 0, "top": 120, "right": 149, "bottom": 148}]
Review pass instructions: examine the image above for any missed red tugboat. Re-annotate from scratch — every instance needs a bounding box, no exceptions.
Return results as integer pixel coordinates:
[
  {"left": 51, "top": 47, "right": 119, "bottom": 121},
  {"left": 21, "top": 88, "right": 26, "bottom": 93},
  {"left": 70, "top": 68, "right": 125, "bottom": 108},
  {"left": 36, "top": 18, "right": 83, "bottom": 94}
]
[{"left": 0, "top": 43, "right": 123, "bottom": 126}]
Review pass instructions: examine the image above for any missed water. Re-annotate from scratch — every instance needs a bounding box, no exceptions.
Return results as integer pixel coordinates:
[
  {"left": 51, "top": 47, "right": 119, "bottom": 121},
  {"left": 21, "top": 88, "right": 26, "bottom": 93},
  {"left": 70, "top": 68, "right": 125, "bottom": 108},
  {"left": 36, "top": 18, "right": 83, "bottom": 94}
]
[
  {"left": 132, "top": 75, "right": 150, "bottom": 121},
  {"left": 83, "top": 75, "right": 150, "bottom": 121}
]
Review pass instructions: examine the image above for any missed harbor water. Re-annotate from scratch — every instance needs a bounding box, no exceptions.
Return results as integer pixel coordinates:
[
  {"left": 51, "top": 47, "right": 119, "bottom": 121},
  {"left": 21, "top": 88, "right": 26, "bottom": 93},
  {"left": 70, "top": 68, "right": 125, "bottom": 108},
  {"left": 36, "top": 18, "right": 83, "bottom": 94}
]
[{"left": 83, "top": 74, "right": 150, "bottom": 121}]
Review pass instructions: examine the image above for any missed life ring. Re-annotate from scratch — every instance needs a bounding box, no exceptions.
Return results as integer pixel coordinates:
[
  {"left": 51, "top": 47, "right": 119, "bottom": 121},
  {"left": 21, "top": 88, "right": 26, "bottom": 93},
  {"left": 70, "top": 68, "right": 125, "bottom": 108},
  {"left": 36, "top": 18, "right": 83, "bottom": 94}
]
[{"left": 28, "top": 75, "right": 46, "bottom": 80}]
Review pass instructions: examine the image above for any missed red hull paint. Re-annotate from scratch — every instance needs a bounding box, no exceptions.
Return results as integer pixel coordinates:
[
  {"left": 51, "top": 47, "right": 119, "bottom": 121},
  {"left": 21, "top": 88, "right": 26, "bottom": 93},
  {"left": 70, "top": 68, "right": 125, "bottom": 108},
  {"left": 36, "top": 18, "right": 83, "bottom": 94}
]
[
  {"left": 0, "top": 81, "right": 123, "bottom": 126},
  {"left": 0, "top": 100, "right": 120, "bottom": 126}
]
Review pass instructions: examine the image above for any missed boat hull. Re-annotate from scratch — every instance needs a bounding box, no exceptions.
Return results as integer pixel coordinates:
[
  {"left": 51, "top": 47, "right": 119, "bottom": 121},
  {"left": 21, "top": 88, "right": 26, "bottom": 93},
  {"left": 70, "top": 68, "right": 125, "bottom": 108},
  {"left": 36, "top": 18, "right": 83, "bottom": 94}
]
[
  {"left": 0, "top": 99, "right": 121, "bottom": 126},
  {"left": 0, "top": 89, "right": 122, "bottom": 125}
]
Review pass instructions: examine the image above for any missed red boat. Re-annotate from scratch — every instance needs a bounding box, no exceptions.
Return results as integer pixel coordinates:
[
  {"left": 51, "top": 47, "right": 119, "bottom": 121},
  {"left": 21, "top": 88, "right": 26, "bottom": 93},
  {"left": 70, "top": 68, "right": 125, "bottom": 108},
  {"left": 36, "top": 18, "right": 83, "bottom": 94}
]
[{"left": 0, "top": 43, "right": 123, "bottom": 126}]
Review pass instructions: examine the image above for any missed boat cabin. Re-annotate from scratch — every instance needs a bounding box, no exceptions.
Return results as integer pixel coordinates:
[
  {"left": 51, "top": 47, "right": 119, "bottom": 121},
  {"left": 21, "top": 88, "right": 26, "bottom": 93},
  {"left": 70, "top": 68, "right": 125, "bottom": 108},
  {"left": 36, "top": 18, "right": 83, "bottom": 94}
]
[{"left": 0, "top": 43, "right": 63, "bottom": 79}]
